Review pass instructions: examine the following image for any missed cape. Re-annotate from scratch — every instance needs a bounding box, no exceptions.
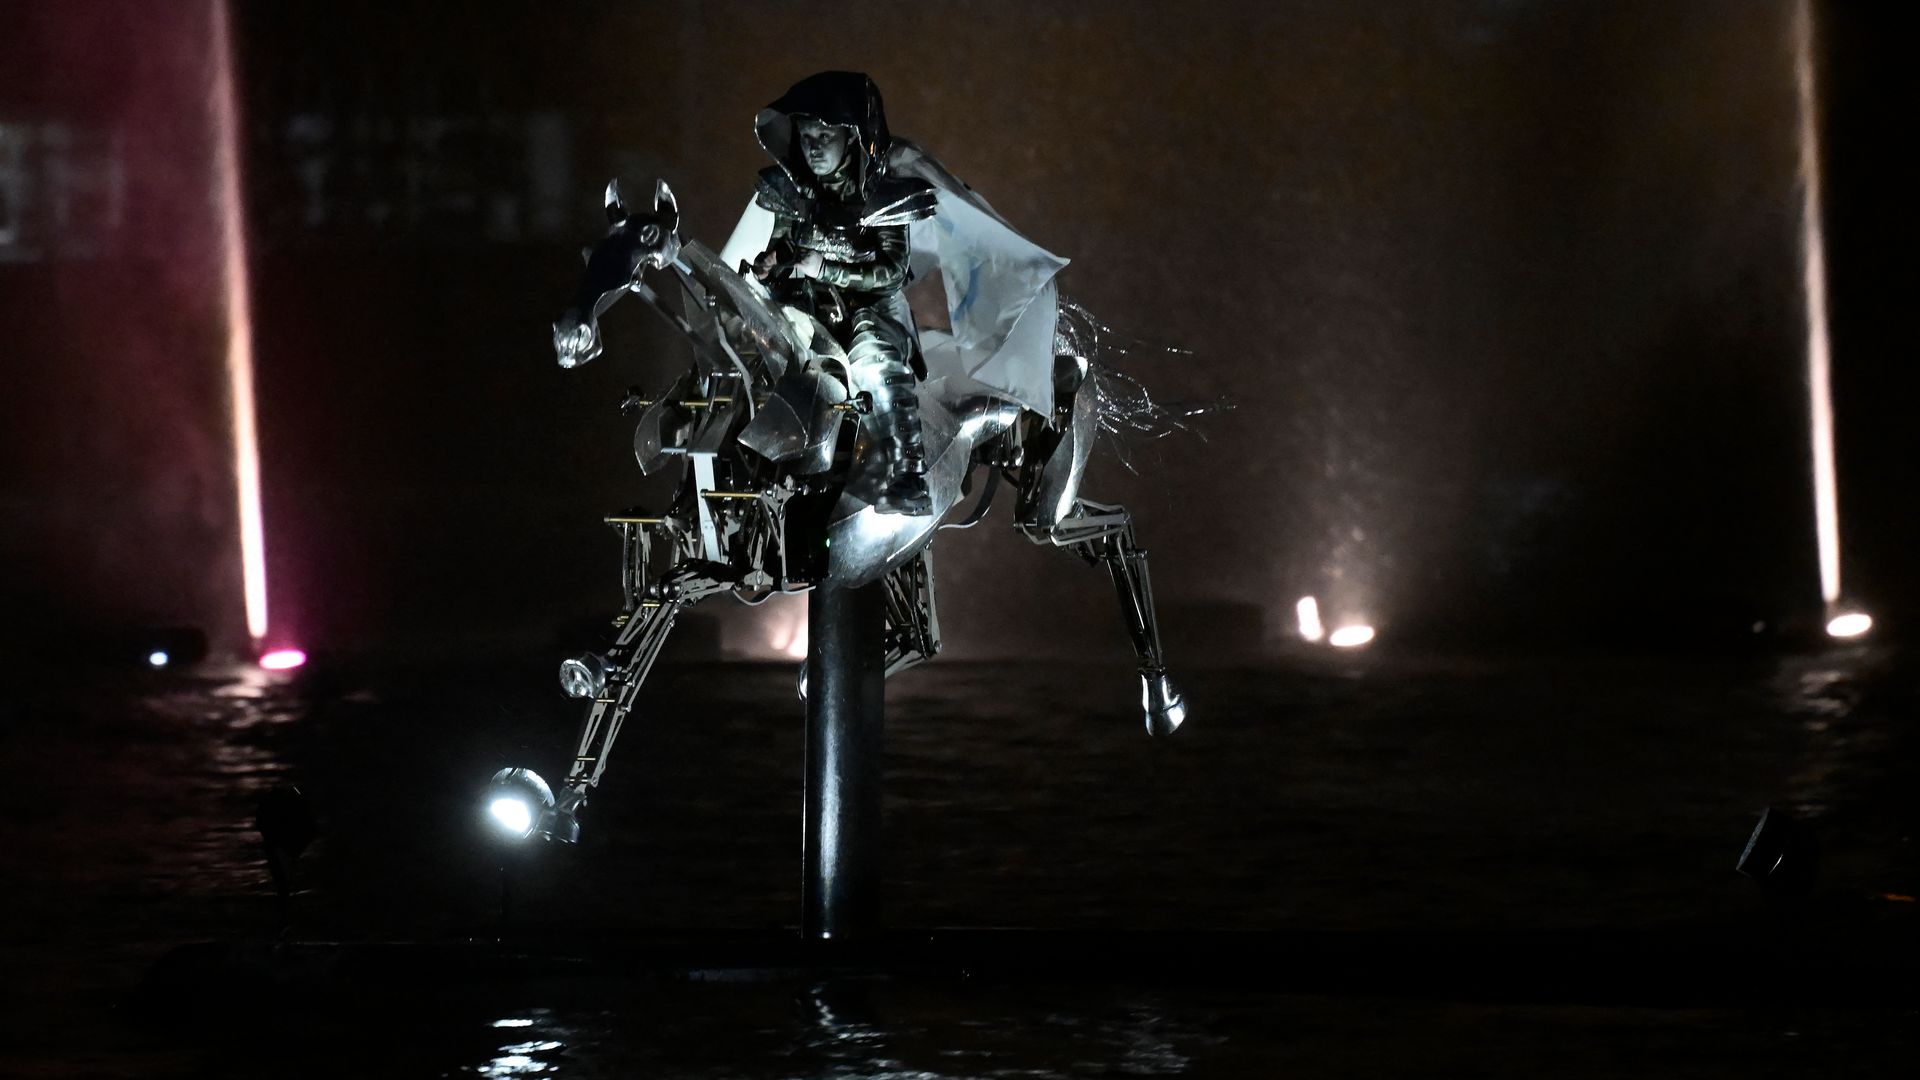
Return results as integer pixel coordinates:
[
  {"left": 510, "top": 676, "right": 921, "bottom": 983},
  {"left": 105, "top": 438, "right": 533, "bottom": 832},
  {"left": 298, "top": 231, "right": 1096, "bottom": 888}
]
[{"left": 718, "top": 137, "right": 1069, "bottom": 415}]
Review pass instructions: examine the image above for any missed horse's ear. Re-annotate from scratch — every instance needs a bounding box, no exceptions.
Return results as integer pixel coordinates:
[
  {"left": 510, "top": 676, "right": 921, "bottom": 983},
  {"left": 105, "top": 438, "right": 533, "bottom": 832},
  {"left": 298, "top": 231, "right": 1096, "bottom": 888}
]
[
  {"left": 604, "top": 179, "right": 627, "bottom": 224},
  {"left": 654, "top": 178, "right": 678, "bottom": 220}
]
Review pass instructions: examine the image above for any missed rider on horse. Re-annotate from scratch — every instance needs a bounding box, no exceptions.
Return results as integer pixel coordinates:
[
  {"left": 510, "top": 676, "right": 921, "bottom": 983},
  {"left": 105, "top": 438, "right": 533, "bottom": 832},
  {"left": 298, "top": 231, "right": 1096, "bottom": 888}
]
[{"left": 747, "top": 72, "right": 940, "bottom": 516}]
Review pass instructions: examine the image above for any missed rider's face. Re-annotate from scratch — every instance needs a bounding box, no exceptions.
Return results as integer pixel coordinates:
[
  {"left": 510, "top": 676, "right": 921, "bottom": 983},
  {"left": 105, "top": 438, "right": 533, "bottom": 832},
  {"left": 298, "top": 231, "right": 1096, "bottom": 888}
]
[{"left": 797, "top": 119, "right": 852, "bottom": 178}]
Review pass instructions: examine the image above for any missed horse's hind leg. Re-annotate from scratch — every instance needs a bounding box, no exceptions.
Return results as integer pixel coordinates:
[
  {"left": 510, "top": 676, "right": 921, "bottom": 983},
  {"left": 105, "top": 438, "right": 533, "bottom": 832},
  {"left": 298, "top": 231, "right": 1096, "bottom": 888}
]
[
  {"left": 1027, "top": 498, "right": 1186, "bottom": 737},
  {"left": 795, "top": 547, "right": 939, "bottom": 701},
  {"left": 881, "top": 546, "right": 940, "bottom": 679}
]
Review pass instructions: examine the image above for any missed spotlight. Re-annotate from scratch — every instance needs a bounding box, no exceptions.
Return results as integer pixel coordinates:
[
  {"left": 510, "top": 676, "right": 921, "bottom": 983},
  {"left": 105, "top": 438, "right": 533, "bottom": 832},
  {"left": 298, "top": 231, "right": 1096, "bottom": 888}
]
[
  {"left": 486, "top": 767, "right": 556, "bottom": 842},
  {"left": 1329, "top": 625, "right": 1375, "bottom": 648},
  {"left": 259, "top": 648, "right": 307, "bottom": 671},
  {"left": 112, "top": 626, "right": 206, "bottom": 669},
  {"left": 1825, "top": 612, "right": 1872, "bottom": 639},
  {"left": 491, "top": 797, "right": 533, "bottom": 837},
  {"left": 1295, "top": 597, "right": 1325, "bottom": 643},
  {"left": 772, "top": 610, "right": 809, "bottom": 660},
  {"left": 558, "top": 652, "right": 611, "bottom": 699}
]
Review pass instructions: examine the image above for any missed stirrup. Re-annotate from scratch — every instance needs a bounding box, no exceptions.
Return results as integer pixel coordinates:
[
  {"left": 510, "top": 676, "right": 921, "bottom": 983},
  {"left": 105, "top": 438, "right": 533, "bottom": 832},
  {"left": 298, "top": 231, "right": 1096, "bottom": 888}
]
[{"left": 875, "top": 473, "right": 932, "bottom": 516}]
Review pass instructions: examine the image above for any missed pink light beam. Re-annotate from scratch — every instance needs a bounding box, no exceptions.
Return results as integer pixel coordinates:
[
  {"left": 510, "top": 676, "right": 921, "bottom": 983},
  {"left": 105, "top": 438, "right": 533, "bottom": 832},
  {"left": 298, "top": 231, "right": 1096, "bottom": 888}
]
[
  {"left": 209, "top": 0, "right": 270, "bottom": 645},
  {"left": 1792, "top": 0, "right": 1842, "bottom": 607}
]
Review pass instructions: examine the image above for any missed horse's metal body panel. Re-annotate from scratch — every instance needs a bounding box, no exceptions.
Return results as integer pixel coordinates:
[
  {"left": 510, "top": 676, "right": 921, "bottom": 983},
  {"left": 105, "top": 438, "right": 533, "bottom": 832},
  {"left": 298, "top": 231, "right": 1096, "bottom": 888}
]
[
  {"left": 632, "top": 371, "right": 696, "bottom": 474},
  {"left": 739, "top": 368, "right": 848, "bottom": 474}
]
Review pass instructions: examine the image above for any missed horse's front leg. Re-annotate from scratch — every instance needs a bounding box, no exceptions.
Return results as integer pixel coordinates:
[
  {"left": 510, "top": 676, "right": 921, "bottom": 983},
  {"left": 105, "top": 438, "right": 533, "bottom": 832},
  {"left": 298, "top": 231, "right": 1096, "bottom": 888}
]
[{"left": 544, "top": 567, "right": 707, "bottom": 840}]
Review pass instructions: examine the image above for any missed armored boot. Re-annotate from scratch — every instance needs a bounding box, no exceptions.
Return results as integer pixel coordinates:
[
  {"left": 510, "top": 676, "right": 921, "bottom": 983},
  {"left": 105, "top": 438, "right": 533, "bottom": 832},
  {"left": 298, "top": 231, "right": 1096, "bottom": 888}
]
[
  {"left": 876, "top": 368, "right": 931, "bottom": 515},
  {"left": 849, "top": 307, "right": 932, "bottom": 516}
]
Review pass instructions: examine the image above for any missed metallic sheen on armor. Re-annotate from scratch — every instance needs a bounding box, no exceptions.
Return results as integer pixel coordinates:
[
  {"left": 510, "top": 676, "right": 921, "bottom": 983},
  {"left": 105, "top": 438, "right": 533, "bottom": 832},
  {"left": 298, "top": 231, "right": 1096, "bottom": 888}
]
[{"left": 534, "top": 72, "right": 1189, "bottom": 842}]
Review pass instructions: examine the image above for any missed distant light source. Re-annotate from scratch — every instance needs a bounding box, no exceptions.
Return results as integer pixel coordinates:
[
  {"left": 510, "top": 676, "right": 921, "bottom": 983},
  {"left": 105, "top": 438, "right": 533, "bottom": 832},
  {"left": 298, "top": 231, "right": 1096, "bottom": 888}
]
[
  {"left": 129, "top": 628, "right": 208, "bottom": 669},
  {"left": 781, "top": 619, "right": 809, "bottom": 660},
  {"left": 259, "top": 648, "right": 307, "bottom": 671},
  {"left": 763, "top": 597, "right": 809, "bottom": 661},
  {"left": 1295, "top": 597, "right": 1325, "bottom": 642},
  {"left": 1329, "top": 625, "right": 1376, "bottom": 649},
  {"left": 1826, "top": 612, "right": 1872, "bottom": 639}
]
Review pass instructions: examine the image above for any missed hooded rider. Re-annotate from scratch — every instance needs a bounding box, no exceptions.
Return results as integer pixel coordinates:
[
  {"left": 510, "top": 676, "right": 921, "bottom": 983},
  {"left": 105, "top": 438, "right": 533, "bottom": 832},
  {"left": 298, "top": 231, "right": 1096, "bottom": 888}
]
[{"left": 748, "top": 72, "right": 939, "bottom": 516}]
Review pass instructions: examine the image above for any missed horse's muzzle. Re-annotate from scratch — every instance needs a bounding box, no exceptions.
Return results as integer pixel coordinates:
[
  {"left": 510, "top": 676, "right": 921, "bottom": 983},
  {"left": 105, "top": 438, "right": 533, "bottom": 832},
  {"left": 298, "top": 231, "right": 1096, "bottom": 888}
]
[{"left": 553, "top": 315, "right": 602, "bottom": 368}]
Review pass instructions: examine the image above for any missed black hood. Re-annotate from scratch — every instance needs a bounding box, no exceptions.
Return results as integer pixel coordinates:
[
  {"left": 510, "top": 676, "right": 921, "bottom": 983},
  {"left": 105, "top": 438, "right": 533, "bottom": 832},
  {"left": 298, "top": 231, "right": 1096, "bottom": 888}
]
[{"left": 755, "top": 71, "right": 893, "bottom": 197}]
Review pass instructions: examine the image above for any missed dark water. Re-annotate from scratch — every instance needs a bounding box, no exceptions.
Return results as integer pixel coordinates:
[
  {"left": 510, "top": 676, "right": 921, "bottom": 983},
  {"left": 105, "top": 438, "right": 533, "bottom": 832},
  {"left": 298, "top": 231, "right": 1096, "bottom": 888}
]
[{"left": 4, "top": 648, "right": 1919, "bottom": 1076}]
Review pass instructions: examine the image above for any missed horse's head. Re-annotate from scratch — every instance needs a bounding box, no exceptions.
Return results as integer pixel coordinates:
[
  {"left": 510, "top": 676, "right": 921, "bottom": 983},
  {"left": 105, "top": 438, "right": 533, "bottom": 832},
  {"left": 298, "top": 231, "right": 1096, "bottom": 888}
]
[{"left": 553, "top": 179, "right": 684, "bottom": 368}]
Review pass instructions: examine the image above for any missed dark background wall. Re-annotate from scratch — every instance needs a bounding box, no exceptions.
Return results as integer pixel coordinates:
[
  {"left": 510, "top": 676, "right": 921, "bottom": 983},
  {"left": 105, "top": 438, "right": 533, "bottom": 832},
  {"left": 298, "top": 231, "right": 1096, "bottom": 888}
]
[{"left": 2, "top": 0, "right": 1914, "bottom": 664}]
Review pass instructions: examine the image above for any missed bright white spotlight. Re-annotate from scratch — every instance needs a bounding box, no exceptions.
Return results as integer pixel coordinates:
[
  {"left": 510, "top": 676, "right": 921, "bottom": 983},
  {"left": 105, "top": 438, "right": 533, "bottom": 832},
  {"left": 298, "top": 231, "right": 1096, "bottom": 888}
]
[
  {"left": 1826, "top": 612, "right": 1872, "bottom": 639},
  {"left": 1329, "top": 625, "right": 1376, "bottom": 649},
  {"left": 259, "top": 648, "right": 307, "bottom": 671},
  {"left": 148, "top": 650, "right": 170, "bottom": 668},
  {"left": 1296, "top": 596, "right": 1325, "bottom": 642},
  {"left": 490, "top": 798, "right": 533, "bottom": 837},
  {"left": 486, "top": 767, "right": 556, "bottom": 841}
]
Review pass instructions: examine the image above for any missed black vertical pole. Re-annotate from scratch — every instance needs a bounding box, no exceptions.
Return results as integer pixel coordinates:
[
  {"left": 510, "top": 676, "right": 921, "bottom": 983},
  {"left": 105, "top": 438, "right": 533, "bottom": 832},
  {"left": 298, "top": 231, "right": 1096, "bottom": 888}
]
[{"left": 803, "top": 580, "right": 887, "bottom": 940}]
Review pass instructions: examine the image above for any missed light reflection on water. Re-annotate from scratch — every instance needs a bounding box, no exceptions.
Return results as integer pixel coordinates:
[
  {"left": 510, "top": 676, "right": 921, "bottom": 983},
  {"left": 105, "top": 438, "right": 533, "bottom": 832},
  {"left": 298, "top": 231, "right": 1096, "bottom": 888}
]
[
  {"left": 130, "top": 663, "right": 309, "bottom": 896},
  {"left": 1766, "top": 646, "right": 1883, "bottom": 822},
  {"left": 13, "top": 653, "right": 1920, "bottom": 1077},
  {"left": 464, "top": 990, "right": 1208, "bottom": 1080},
  {"left": 799, "top": 984, "right": 929, "bottom": 1079},
  {"left": 476, "top": 1051, "right": 557, "bottom": 1077},
  {"left": 474, "top": 1009, "right": 568, "bottom": 1078}
]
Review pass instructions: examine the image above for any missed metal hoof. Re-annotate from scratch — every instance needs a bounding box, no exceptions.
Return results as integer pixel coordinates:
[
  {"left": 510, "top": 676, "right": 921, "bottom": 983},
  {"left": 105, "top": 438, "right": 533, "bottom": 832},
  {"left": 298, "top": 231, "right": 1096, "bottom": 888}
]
[{"left": 1140, "top": 668, "right": 1186, "bottom": 737}]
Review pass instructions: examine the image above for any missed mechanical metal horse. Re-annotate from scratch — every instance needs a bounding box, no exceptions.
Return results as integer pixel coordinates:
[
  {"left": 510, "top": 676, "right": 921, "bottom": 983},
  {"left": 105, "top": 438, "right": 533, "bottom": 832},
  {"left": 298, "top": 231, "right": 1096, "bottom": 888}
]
[{"left": 516, "top": 173, "right": 1184, "bottom": 843}]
